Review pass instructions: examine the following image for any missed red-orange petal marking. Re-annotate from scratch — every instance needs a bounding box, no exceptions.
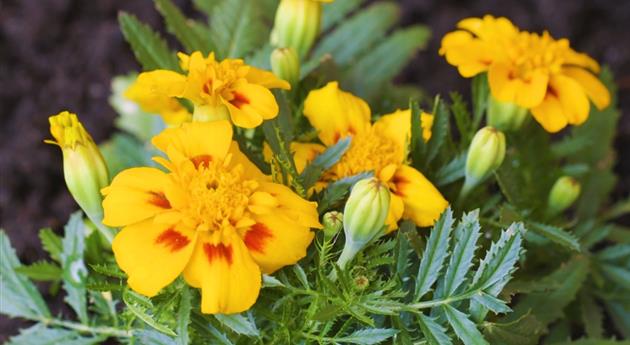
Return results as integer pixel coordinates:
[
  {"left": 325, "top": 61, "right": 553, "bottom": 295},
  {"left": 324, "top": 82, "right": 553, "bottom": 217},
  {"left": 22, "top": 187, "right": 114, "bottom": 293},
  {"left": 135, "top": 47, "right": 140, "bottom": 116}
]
[
  {"left": 244, "top": 223, "right": 273, "bottom": 253},
  {"left": 230, "top": 92, "right": 250, "bottom": 109},
  {"left": 392, "top": 174, "right": 410, "bottom": 197},
  {"left": 203, "top": 243, "right": 233, "bottom": 265},
  {"left": 149, "top": 191, "right": 171, "bottom": 209},
  {"left": 155, "top": 229, "right": 190, "bottom": 252},
  {"left": 191, "top": 155, "right": 213, "bottom": 169}
]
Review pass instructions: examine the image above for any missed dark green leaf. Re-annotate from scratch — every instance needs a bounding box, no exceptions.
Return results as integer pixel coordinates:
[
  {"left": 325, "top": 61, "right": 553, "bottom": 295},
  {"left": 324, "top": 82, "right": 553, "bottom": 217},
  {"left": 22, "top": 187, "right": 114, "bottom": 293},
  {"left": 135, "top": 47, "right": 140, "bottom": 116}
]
[
  {"left": 482, "top": 313, "right": 544, "bottom": 345},
  {"left": 472, "top": 292, "right": 512, "bottom": 314},
  {"left": 322, "top": 0, "right": 365, "bottom": 31},
  {"left": 123, "top": 289, "right": 176, "bottom": 336},
  {"left": 15, "top": 261, "right": 62, "bottom": 282},
  {"left": 317, "top": 172, "right": 373, "bottom": 212},
  {"left": 527, "top": 222, "right": 581, "bottom": 252},
  {"left": 435, "top": 153, "right": 466, "bottom": 186},
  {"left": 39, "top": 228, "right": 62, "bottom": 262},
  {"left": 118, "top": 12, "right": 179, "bottom": 70},
  {"left": 215, "top": 313, "right": 259, "bottom": 336},
  {"left": 300, "top": 136, "right": 351, "bottom": 190},
  {"left": 472, "top": 223, "right": 524, "bottom": 290},
  {"left": 441, "top": 210, "right": 481, "bottom": 296},
  {"left": 7, "top": 324, "right": 104, "bottom": 345},
  {"left": 410, "top": 100, "right": 427, "bottom": 169},
  {"left": 176, "top": 287, "right": 191, "bottom": 345},
  {"left": 597, "top": 243, "right": 630, "bottom": 262},
  {"left": 426, "top": 96, "right": 450, "bottom": 165},
  {"left": 600, "top": 264, "right": 630, "bottom": 288},
  {"left": 155, "top": 0, "right": 213, "bottom": 54},
  {"left": 337, "top": 328, "right": 398, "bottom": 345},
  {"left": 415, "top": 208, "right": 454, "bottom": 299},
  {"left": 443, "top": 304, "right": 489, "bottom": 345},
  {"left": 580, "top": 292, "right": 604, "bottom": 339},
  {"left": 417, "top": 313, "right": 453, "bottom": 345},
  {"left": 471, "top": 73, "right": 488, "bottom": 130},
  {"left": 61, "top": 212, "right": 88, "bottom": 324},
  {"left": 210, "top": 0, "right": 266, "bottom": 58},
  {"left": 135, "top": 330, "right": 177, "bottom": 345},
  {"left": 89, "top": 263, "right": 126, "bottom": 279}
]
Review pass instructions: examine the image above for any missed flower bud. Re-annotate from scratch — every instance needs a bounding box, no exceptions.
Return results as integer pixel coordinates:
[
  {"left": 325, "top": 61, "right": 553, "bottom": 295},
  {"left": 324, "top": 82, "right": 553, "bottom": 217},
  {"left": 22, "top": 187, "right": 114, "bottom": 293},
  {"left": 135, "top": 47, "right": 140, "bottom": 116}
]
[
  {"left": 462, "top": 126, "right": 506, "bottom": 197},
  {"left": 270, "top": 0, "right": 332, "bottom": 58},
  {"left": 487, "top": 95, "right": 528, "bottom": 131},
  {"left": 547, "top": 176, "right": 581, "bottom": 215},
  {"left": 46, "top": 111, "right": 113, "bottom": 243},
  {"left": 322, "top": 211, "right": 343, "bottom": 238},
  {"left": 270, "top": 47, "right": 300, "bottom": 88},
  {"left": 337, "top": 178, "right": 390, "bottom": 269}
]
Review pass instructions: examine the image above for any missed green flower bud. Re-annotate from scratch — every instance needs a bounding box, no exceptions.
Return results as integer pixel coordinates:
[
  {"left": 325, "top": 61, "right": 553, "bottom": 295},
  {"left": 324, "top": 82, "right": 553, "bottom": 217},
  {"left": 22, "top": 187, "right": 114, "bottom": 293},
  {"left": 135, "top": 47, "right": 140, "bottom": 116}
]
[
  {"left": 547, "top": 176, "right": 581, "bottom": 215},
  {"left": 322, "top": 211, "right": 343, "bottom": 238},
  {"left": 462, "top": 126, "right": 506, "bottom": 197},
  {"left": 337, "top": 178, "right": 390, "bottom": 269},
  {"left": 270, "top": 0, "right": 329, "bottom": 58},
  {"left": 487, "top": 95, "right": 528, "bottom": 131},
  {"left": 271, "top": 47, "right": 300, "bottom": 88},
  {"left": 46, "top": 111, "right": 113, "bottom": 243}
]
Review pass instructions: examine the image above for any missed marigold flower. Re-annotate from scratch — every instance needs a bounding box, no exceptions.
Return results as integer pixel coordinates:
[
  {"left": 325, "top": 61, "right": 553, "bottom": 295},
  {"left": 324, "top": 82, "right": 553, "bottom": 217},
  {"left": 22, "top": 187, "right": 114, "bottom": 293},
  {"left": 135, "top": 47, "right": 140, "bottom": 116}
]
[
  {"left": 440, "top": 15, "right": 611, "bottom": 133},
  {"left": 124, "top": 74, "right": 191, "bottom": 126},
  {"left": 299, "top": 82, "right": 448, "bottom": 229},
  {"left": 101, "top": 121, "right": 321, "bottom": 314},
  {"left": 126, "top": 52, "right": 290, "bottom": 128}
]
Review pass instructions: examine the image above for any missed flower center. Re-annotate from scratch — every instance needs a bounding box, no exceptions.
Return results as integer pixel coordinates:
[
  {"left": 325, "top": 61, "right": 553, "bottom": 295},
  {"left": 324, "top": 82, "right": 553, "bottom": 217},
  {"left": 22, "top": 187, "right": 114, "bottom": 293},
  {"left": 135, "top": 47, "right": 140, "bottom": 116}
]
[
  {"left": 331, "top": 129, "right": 401, "bottom": 179},
  {"left": 505, "top": 31, "right": 567, "bottom": 79},
  {"left": 180, "top": 158, "right": 258, "bottom": 232}
]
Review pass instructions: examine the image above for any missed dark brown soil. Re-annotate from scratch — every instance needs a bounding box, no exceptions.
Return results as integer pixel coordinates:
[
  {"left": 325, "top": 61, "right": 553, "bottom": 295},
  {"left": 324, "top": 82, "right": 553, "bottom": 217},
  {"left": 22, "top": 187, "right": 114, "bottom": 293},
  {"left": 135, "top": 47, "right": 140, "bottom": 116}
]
[{"left": 1, "top": 0, "right": 628, "bottom": 341}]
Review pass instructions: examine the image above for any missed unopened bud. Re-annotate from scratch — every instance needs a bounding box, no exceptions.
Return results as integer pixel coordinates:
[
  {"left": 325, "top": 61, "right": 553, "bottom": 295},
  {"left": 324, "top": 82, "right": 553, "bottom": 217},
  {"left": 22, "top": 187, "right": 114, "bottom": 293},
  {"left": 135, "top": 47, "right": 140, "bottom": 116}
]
[
  {"left": 46, "top": 111, "right": 113, "bottom": 243},
  {"left": 270, "top": 0, "right": 332, "bottom": 58},
  {"left": 487, "top": 95, "right": 528, "bottom": 131},
  {"left": 271, "top": 48, "right": 300, "bottom": 88},
  {"left": 548, "top": 176, "right": 581, "bottom": 215},
  {"left": 462, "top": 127, "right": 506, "bottom": 197},
  {"left": 322, "top": 211, "right": 343, "bottom": 238},
  {"left": 337, "top": 178, "right": 390, "bottom": 269}
]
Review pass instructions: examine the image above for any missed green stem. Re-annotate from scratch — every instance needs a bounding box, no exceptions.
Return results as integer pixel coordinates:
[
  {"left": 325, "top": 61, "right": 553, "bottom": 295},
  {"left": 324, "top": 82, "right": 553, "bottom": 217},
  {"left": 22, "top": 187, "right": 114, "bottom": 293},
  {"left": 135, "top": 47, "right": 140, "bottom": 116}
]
[{"left": 39, "top": 317, "right": 132, "bottom": 338}]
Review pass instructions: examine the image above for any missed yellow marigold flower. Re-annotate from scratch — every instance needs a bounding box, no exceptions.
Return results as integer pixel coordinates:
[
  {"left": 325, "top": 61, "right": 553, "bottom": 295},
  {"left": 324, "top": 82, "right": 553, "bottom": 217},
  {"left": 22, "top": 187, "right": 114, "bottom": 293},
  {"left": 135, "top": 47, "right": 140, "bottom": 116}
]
[
  {"left": 299, "top": 82, "right": 448, "bottom": 229},
  {"left": 440, "top": 15, "right": 611, "bottom": 133},
  {"left": 125, "top": 74, "right": 191, "bottom": 126},
  {"left": 127, "top": 51, "right": 290, "bottom": 129},
  {"left": 101, "top": 121, "right": 321, "bottom": 314}
]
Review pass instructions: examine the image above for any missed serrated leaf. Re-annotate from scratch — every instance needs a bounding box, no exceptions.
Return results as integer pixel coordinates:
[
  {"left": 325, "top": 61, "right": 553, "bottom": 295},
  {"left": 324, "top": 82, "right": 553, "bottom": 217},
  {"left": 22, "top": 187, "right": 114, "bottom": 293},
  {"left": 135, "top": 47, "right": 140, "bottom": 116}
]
[
  {"left": 317, "top": 172, "right": 373, "bottom": 212},
  {"left": 527, "top": 222, "right": 581, "bottom": 252},
  {"left": 300, "top": 136, "right": 351, "bottom": 190},
  {"left": 441, "top": 210, "right": 481, "bottom": 296},
  {"left": 215, "top": 313, "right": 259, "bottom": 336},
  {"left": 135, "top": 330, "right": 177, "bottom": 345},
  {"left": 100, "top": 133, "right": 153, "bottom": 177},
  {"left": 89, "top": 263, "right": 126, "bottom": 279},
  {"left": 124, "top": 290, "right": 176, "bottom": 337},
  {"left": 262, "top": 274, "right": 284, "bottom": 288},
  {"left": 337, "top": 328, "right": 398, "bottom": 345},
  {"left": 580, "top": 292, "right": 604, "bottom": 339},
  {"left": 322, "top": 0, "right": 365, "bottom": 31},
  {"left": 293, "top": 264, "right": 309, "bottom": 289},
  {"left": 15, "top": 261, "right": 62, "bottom": 281},
  {"left": 597, "top": 243, "right": 630, "bottom": 262},
  {"left": 345, "top": 25, "right": 430, "bottom": 100},
  {"left": 471, "top": 73, "right": 488, "bottom": 130},
  {"left": 39, "top": 228, "right": 62, "bottom": 262},
  {"left": 410, "top": 100, "right": 427, "bottom": 167},
  {"left": 600, "top": 264, "right": 630, "bottom": 288},
  {"left": 61, "top": 212, "right": 88, "bottom": 324},
  {"left": 426, "top": 96, "right": 450, "bottom": 165},
  {"left": 415, "top": 208, "right": 454, "bottom": 299},
  {"left": 472, "top": 223, "right": 524, "bottom": 290},
  {"left": 313, "top": 2, "right": 399, "bottom": 65},
  {"left": 118, "top": 12, "right": 179, "bottom": 71},
  {"left": 7, "top": 324, "right": 104, "bottom": 345},
  {"left": 472, "top": 292, "right": 512, "bottom": 314},
  {"left": 0, "top": 231, "right": 50, "bottom": 319},
  {"left": 191, "top": 313, "right": 234, "bottom": 345},
  {"left": 482, "top": 313, "right": 544, "bottom": 345},
  {"left": 443, "top": 304, "right": 489, "bottom": 345},
  {"left": 155, "top": 0, "right": 213, "bottom": 54},
  {"left": 210, "top": 0, "right": 266, "bottom": 58},
  {"left": 176, "top": 287, "right": 191, "bottom": 345},
  {"left": 417, "top": 313, "right": 453, "bottom": 345},
  {"left": 435, "top": 153, "right": 466, "bottom": 186}
]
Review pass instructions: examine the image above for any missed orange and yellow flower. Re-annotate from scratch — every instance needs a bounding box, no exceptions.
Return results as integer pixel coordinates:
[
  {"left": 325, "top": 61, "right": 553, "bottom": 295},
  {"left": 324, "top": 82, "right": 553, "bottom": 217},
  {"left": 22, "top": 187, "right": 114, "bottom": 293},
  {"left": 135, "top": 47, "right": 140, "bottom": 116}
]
[
  {"left": 295, "top": 82, "right": 448, "bottom": 229},
  {"left": 440, "top": 15, "right": 611, "bottom": 132},
  {"left": 125, "top": 51, "right": 290, "bottom": 128},
  {"left": 101, "top": 121, "right": 320, "bottom": 314}
]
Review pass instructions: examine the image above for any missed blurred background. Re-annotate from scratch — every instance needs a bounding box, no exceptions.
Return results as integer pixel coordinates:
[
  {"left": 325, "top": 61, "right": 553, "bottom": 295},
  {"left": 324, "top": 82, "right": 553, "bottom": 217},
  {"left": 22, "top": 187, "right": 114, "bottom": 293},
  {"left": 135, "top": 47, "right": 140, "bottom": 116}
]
[{"left": 1, "top": 0, "right": 629, "bottom": 340}]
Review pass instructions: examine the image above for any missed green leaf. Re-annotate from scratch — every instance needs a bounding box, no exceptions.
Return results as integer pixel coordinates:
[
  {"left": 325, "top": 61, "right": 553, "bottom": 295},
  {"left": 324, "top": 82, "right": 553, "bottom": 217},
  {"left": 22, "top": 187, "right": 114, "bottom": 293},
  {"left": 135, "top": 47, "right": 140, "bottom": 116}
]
[
  {"left": 118, "top": 12, "right": 179, "bottom": 71},
  {"left": 155, "top": 0, "right": 213, "bottom": 54},
  {"left": 313, "top": 2, "right": 399, "bottom": 65},
  {"left": 337, "top": 328, "right": 398, "bottom": 345},
  {"left": 415, "top": 208, "right": 454, "bottom": 299},
  {"left": 39, "top": 228, "right": 62, "bottom": 262},
  {"left": 135, "top": 330, "right": 177, "bottom": 345},
  {"left": 441, "top": 210, "right": 481, "bottom": 296},
  {"left": 550, "top": 340, "right": 630, "bottom": 345},
  {"left": 7, "top": 324, "right": 104, "bottom": 345},
  {"left": 89, "top": 263, "right": 126, "bottom": 279},
  {"left": 210, "top": 0, "right": 266, "bottom": 58},
  {"left": 321, "top": 0, "right": 365, "bottom": 31},
  {"left": 262, "top": 274, "right": 285, "bottom": 288},
  {"left": 472, "top": 223, "right": 524, "bottom": 290},
  {"left": 124, "top": 289, "right": 177, "bottom": 336},
  {"left": 482, "top": 313, "right": 544, "bottom": 345},
  {"left": 597, "top": 243, "right": 630, "bottom": 262},
  {"left": 426, "top": 96, "right": 450, "bottom": 165},
  {"left": 417, "top": 313, "right": 453, "bottom": 345},
  {"left": 215, "top": 313, "right": 259, "bottom": 336},
  {"left": 176, "top": 286, "right": 191, "bottom": 345},
  {"left": 60, "top": 212, "right": 88, "bottom": 324},
  {"left": 471, "top": 73, "right": 489, "bottom": 130},
  {"left": 443, "top": 304, "right": 489, "bottom": 345},
  {"left": 317, "top": 172, "right": 373, "bottom": 213},
  {"left": 192, "top": 0, "right": 217, "bottom": 17},
  {"left": 600, "top": 264, "right": 630, "bottom": 288},
  {"left": 527, "top": 222, "right": 581, "bottom": 252},
  {"left": 472, "top": 292, "right": 512, "bottom": 314},
  {"left": 345, "top": 25, "right": 430, "bottom": 100},
  {"left": 410, "top": 100, "right": 427, "bottom": 168},
  {"left": 580, "top": 292, "right": 604, "bottom": 339},
  {"left": 435, "top": 153, "right": 466, "bottom": 186},
  {"left": 0, "top": 231, "right": 50, "bottom": 319},
  {"left": 300, "top": 136, "right": 351, "bottom": 190},
  {"left": 100, "top": 133, "right": 153, "bottom": 177},
  {"left": 15, "top": 261, "right": 62, "bottom": 281},
  {"left": 191, "top": 313, "right": 234, "bottom": 345},
  {"left": 605, "top": 300, "right": 630, "bottom": 338}
]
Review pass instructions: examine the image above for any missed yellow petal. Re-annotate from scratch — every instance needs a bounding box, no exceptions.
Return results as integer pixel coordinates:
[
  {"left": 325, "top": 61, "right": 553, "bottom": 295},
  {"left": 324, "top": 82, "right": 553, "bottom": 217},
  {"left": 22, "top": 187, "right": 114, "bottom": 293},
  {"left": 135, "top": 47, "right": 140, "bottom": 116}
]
[
  {"left": 126, "top": 70, "right": 187, "bottom": 101},
  {"left": 562, "top": 67, "right": 610, "bottom": 110},
  {"left": 373, "top": 109, "right": 434, "bottom": 162},
  {"left": 102, "top": 167, "right": 181, "bottom": 227},
  {"left": 530, "top": 93, "right": 568, "bottom": 133},
  {"left": 227, "top": 141, "right": 267, "bottom": 181},
  {"left": 183, "top": 231, "right": 261, "bottom": 314},
  {"left": 303, "top": 81, "right": 371, "bottom": 146},
  {"left": 550, "top": 74, "right": 590, "bottom": 125},
  {"left": 258, "top": 182, "right": 322, "bottom": 229},
  {"left": 392, "top": 165, "right": 449, "bottom": 227},
  {"left": 152, "top": 121, "right": 233, "bottom": 166},
  {"left": 385, "top": 192, "right": 404, "bottom": 232},
  {"left": 244, "top": 214, "right": 314, "bottom": 274},
  {"left": 223, "top": 83, "right": 279, "bottom": 128},
  {"left": 290, "top": 142, "right": 327, "bottom": 173},
  {"left": 113, "top": 220, "right": 196, "bottom": 297},
  {"left": 488, "top": 63, "right": 548, "bottom": 108},
  {"left": 565, "top": 49, "right": 600, "bottom": 74},
  {"left": 245, "top": 67, "right": 291, "bottom": 90}
]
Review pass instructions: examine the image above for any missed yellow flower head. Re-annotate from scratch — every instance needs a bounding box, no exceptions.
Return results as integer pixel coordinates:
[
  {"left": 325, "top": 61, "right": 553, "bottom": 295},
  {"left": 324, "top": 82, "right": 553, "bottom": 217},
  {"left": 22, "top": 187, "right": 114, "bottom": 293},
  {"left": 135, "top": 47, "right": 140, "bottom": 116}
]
[
  {"left": 47, "top": 111, "right": 94, "bottom": 149},
  {"left": 440, "top": 15, "right": 611, "bottom": 132},
  {"left": 124, "top": 74, "right": 191, "bottom": 126},
  {"left": 299, "top": 82, "right": 448, "bottom": 229},
  {"left": 127, "top": 52, "right": 290, "bottom": 128},
  {"left": 101, "top": 121, "right": 320, "bottom": 314}
]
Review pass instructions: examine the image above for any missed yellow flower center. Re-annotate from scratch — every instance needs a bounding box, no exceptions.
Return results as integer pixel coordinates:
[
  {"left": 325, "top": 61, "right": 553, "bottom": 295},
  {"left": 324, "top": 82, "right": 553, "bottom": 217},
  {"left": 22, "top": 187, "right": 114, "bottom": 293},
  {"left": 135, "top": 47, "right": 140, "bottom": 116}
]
[
  {"left": 505, "top": 31, "right": 568, "bottom": 79},
  {"left": 331, "top": 128, "right": 401, "bottom": 178},
  {"left": 178, "top": 157, "right": 258, "bottom": 232}
]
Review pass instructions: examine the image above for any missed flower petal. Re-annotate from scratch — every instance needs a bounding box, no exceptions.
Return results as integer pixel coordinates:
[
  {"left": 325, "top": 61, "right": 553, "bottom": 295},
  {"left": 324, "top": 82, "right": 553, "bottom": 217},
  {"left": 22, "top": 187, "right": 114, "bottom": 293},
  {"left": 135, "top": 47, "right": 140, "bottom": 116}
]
[
  {"left": 223, "top": 83, "right": 279, "bottom": 128},
  {"left": 227, "top": 141, "right": 268, "bottom": 181},
  {"left": 258, "top": 182, "right": 322, "bottom": 229},
  {"left": 183, "top": 231, "right": 261, "bottom": 314},
  {"left": 550, "top": 74, "right": 590, "bottom": 125},
  {"left": 102, "top": 167, "right": 182, "bottom": 227},
  {"left": 290, "top": 142, "right": 327, "bottom": 173},
  {"left": 562, "top": 67, "right": 610, "bottom": 110},
  {"left": 245, "top": 66, "right": 291, "bottom": 90},
  {"left": 373, "top": 109, "right": 433, "bottom": 162},
  {"left": 489, "top": 63, "right": 548, "bottom": 108},
  {"left": 392, "top": 165, "right": 448, "bottom": 227},
  {"left": 530, "top": 93, "right": 568, "bottom": 133},
  {"left": 385, "top": 192, "right": 404, "bottom": 232},
  {"left": 303, "top": 81, "right": 371, "bottom": 146},
  {"left": 113, "top": 220, "right": 196, "bottom": 297}
]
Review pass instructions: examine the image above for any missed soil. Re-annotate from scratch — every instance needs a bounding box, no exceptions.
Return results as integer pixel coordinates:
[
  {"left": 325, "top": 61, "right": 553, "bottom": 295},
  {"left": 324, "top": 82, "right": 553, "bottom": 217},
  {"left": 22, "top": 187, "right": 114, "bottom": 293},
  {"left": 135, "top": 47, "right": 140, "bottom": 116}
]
[{"left": 0, "top": 0, "right": 628, "bottom": 341}]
